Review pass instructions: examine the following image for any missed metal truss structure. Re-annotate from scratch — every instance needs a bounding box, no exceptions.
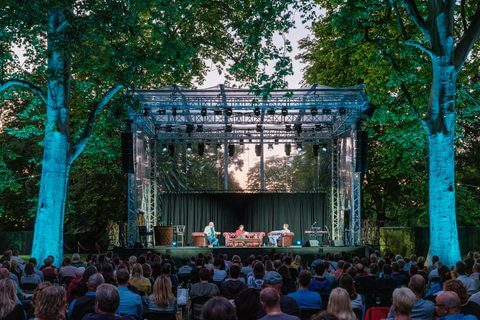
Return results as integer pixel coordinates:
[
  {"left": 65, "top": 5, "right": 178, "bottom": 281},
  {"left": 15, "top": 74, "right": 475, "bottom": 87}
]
[{"left": 126, "top": 84, "right": 369, "bottom": 245}]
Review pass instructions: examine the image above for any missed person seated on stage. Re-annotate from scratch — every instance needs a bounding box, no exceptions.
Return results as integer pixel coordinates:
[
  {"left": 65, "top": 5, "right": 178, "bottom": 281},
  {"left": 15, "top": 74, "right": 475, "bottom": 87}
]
[
  {"left": 268, "top": 224, "right": 290, "bottom": 247},
  {"left": 235, "top": 225, "right": 249, "bottom": 238},
  {"left": 204, "top": 222, "right": 220, "bottom": 247}
]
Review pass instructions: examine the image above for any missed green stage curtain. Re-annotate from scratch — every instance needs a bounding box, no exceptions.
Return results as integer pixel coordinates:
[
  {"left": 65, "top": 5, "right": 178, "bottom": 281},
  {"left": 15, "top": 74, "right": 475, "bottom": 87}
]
[{"left": 161, "top": 193, "right": 326, "bottom": 245}]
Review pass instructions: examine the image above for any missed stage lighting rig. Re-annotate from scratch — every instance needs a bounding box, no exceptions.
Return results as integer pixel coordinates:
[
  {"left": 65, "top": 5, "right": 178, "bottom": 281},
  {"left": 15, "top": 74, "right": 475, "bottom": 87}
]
[
  {"left": 197, "top": 125, "right": 203, "bottom": 132},
  {"left": 267, "top": 144, "right": 274, "bottom": 151},
  {"left": 255, "top": 144, "right": 262, "bottom": 156},
  {"left": 285, "top": 124, "right": 292, "bottom": 132},
  {"left": 168, "top": 144, "right": 175, "bottom": 157},
  {"left": 310, "top": 107, "right": 318, "bottom": 116},
  {"left": 225, "top": 124, "right": 233, "bottom": 133},
  {"left": 225, "top": 107, "right": 233, "bottom": 116},
  {"left": 228, "top": 145, "right": 235, "bottom": 157},
  {"left": 281, "top": 107, "right": 288, "bottom": 116},
  {"left": 294, "top": 123, "right": 302, "bottom": 134},
  {"left": 201, "top": 107, "right": 207, "bottom": 116},
  {"left": 172, "top": 107, "right": 177, "bottom": 117},
  {"left": 285, "top": 143, "right": 291, "bottom": 156},
  {"left": 186, "top": 124, "right": 194, "bottom": 134},
  {"left": 254, "top": 107, "right": 261, "bottom": 116},
  {"left": 297, "top": 143, "right": 303, "bottom": 151},
  {"left": 267, "top": 108, "right": 275, "bottom": 115},
  {"left": 186, "top": 143, "right": 192, "bottom": 152},
  {"left": 165, "top": 124, "right": 173, "bottom": 132},
  {"left": 256, "top": 124, "right": 263, "bottom": 132},
  {"left": 198, "top": 143, "right": 205, "bottom": 156},
  {"left": 313, "top": 144, "right": 319, "bottom": 156},
  {"left": 339, "top": 107, "right": 346, "bottom": 115}
]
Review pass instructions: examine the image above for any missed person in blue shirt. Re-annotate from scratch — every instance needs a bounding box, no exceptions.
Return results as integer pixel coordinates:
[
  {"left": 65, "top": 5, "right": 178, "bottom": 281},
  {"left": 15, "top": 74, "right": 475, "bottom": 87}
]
[
  {"left": 288, "top": 270, "right": 322, "bottom": 310},
  {"left": 204, "top": 222, "right": 220, "bottom": 247},
  {"left": 435, "top": 291, "right": 477, "bottom": 320},
  {"left": 115, "top": 269, "right": 143, "bottom": 318}
]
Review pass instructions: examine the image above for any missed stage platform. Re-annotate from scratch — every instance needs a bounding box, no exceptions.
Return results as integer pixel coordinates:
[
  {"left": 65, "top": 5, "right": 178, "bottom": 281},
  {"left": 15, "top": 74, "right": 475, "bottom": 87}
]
[{"left": 114, "top": 245, "right": 371, "bottom": 266}]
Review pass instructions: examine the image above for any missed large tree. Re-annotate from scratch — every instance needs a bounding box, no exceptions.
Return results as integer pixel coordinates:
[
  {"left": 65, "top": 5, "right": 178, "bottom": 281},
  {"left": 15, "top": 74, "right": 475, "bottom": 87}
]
[
  {"left": 0, "top": 0, "right": 303, "bottom": 264},
  {"left": 301, "top": 0, "right": 480, "bottom": 266}
]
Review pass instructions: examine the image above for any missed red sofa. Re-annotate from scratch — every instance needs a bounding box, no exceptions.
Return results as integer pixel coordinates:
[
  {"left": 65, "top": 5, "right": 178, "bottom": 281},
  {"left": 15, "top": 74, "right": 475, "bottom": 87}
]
[{"left": 223, "top": 232, "right": 265, "bottom": 247}]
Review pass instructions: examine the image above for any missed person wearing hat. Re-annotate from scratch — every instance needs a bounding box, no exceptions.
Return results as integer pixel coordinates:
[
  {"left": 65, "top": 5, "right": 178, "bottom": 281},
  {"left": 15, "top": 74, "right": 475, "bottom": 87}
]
[
  {"left": 258, "top": 271, "right": 299, "bottom": 318},
  {"left": 71, "top": 253, "right": 85, "bottom": 268}
]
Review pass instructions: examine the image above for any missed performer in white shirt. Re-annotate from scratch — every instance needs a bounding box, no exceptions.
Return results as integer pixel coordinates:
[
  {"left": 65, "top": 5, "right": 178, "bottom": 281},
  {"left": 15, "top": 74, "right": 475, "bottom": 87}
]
[
  {"left": 204, "top": 221, "right": 220, "bottom": 247},
  {"left": 268, "top": 224, "right": 290, "bottom": 247}
]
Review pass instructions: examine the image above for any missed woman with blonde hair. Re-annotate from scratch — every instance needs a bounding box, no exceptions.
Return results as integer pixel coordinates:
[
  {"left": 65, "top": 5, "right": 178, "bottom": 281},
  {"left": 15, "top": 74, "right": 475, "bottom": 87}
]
[
  {"left": 145, "top": 275, "right": 177, "bottom": 313},
  {"left": 327, "top": 288, "right": 356, "bottom": 320},
  {"left": 34, "top": 285, "right": 67, "bottom": 320},
  {"left": 129, "top": 263, "right": 152, "bottom": 295},
  {"left": 0, "top": 278, "right": 26, "bottom": 320}
]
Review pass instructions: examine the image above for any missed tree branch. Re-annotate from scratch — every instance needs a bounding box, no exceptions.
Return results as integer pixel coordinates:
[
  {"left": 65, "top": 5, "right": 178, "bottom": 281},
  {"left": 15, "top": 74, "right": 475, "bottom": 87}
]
[
  {"left": 461, "top": 0, "right": 467, "bottom": 33},
  {"left": 454, "top": 2, "right": 480, "bottom": 71},
  {"left": 391, "top": 0, "right": 410, "bottom": 41},
  {"left": 69, "top": 84, "right": 123, "bottom": 165},
  {"left": 401, "top": 0, "right": 431, "bottom": 41},
  {"left": 405, "top": 40, "right": 434, "bottom": 58},
  {"left": 0, "top": 79, "right": 46, "bottom": 104}
]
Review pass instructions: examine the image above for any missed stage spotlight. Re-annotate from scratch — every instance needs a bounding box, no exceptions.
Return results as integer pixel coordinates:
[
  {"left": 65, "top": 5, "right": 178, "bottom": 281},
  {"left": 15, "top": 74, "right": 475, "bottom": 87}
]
[
  {"left": 225, "top": 124, "right": 233, "bottom": 133},
  {"left": 285, "top": 143, "right": 291, "bottom": 156},
  {"left": 239, "top": 139, "right": 244, "bottom": 145},
  {"left": 172, "top": 241, "right": 177, "bottom": 247},
  {"left": 313, "top": 144, "right": 319, "bottom": 157},
  {"left": 186, "top": 123, "right": 194, "bottom": 134},
  {"left": 198, "top": 143, "right": 205, "bottom": 156},
  {"left": 339, "top": 107, "right": 346, "bottom": 115},
  {"left": 162, "top": 145, "right": 168, "bottom": 152},
  {"left": 294, "top": 123, "right": 302, "bottom": 134},
  {"left": 225, "top": 107, "right": 233, "bottom": 116},
  {"left": 256, "top": 124, "right": 263, "bottom": 132},
  {"left": 274, "top": 138, "right": 279, "bottom": 145},
  {"left": 255, "top": 144, "right": 262, "bottom": 156},
  {"left": 281, "top": 107, "right": 288, "bottom": 116},
  {"left": 158, "top": 109, "right": 166, "bottom": 115},
  {"left": 197, "top": 124, "right": 203, "bottom": 132},
  {"left": 285, "top": 124, "right": 292, "bottom": 132},
  {"left": 165, "top": 124, "right": 173, "bottom": 132},
  {"left": 323, "top": 108, "right": 331, "bottom": 115},
  {"left": 296, "top": 240, "right": 301, "bottom": 246},
  {"left": 315, "top": 124, "right": 322, "bottom": 132},
  {"left": 143, "top": 108, "right": 151, "bottom": 116},
  {"left": 168, "top": 144, "right": 175, "bottom": 157},
  {"left": 322, "top": 144, "right": 328, "bottom": 152},
  {"left": 310, "top": 107, "right": 318, "bottom": 116},
  {"left": 267, "top": 108, "right": 275, "bottom": 115},
  {"left": 201, "top": 107, "right": 207, "bottom": 117},
  {"left": 228, "top": 144, "right": 235, "bottom": 157},
  {"left": 254, "top": 107, "right": 261, "bottom": 116},
  {"left": 216, "top": 143, "right": 222, "bottom": 150},
  {"left": 172, "top": 107, "right": 177, "bottom": 117},
  {"left": 297, "top": 143, "right": 303, "bottom": 151},
  {"left": 267, "top": 144, "right": 274, "bottom": 151},
  {"left": 186, "top": 143, "right": 192, "bottom": 152},
  {"left": 214, "top": 109, "right": 222, "bottom": 115}
]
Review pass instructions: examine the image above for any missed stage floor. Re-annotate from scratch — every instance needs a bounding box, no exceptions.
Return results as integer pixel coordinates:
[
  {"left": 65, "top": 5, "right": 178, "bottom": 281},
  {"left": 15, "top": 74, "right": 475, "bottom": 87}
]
[{"left": 114, "top": 245, "right": 370, "bottom": 265}]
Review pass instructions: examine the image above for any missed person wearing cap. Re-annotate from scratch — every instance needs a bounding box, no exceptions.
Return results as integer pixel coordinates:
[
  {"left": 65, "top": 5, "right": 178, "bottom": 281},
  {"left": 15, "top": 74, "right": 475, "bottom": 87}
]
[
  {"left": 260, "top": 287, "right": 300, "bottom": 320},
  {"left": 258, "top": 271, "right": 299, "bottom": 318},
  {"left": 72, "top": 253, "right": 85, "bottom": 268}
]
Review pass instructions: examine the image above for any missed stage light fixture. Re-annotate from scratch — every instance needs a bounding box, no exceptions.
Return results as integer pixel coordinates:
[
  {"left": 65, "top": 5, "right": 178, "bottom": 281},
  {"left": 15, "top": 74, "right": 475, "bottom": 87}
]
[
  {"left": 158, "top": 109, "right": 166, "bottom": 115},
  {"left": 214, "top": 109, "right": 222, "bottom": 115},
  {"left": 285, "top": 143, "right": 291, "bottom": 156},
  {"left": 201, "top": 107, "right": 207, "bottom": 116},
  {"left": 254, "top": 107, "right": 261, "bottom": 116},
  {"left": 216, "top": 143, "right": 222, "bottom": 150},
  {"left": 267, "top": 108, "right": 275, "bottom": 115},
  {"left": 296, "top": 240, "right": 301, "bottom": 246},
  {"left": 228, "top": 144, "right": 235, "bottom": 157},
  {"left": 162, "top": 145, "right": 168, "bottom": 152},
  {"left": 297, "top": 143, "right": 303, "bottom": 151},
  {"left": 322, "top": 144, "right": 328, "bottom": 152},
  {"left": 225, "top": 124, "right": 233, "bottom": 133},
  {"left": 225, "top": 107, "right": 233, "bottom": 117},
  {"left": 274, "top": 138, "right": 279, "bottom": 145},
  {"left": 281, "top": 107, "right": 288, "bottom": 116},
  {"left": 172, "top": 241, "right": 177, "bottom": 247},
  {"left": 256, "top": 124, "right": 263, "bottom": 132},
  {"left": 186, "top": 123, "right": 194, "bottom": 134},
  {"left": 285, "top": 124, "right": 292, "bottom": 132},
  {"left": 172, "top": 107, "right": 177, "bottom": 117},
  {"left": 239, "top": 139, "right": 244, "bottom": 145},
  {"left": 186, "top": 143, "right": 192, "bottom": 152},
  {"left": 143, "top": 108, "right": 151, "bottom": 116},
  {"left": 313, "top": 144, "right": 319, "bottom": 157},
  {"left": 168, "top": 144, "right": 175, "bottom": 157},
  {"left": 198, "top": 143, "right": 205, "bottom": 156},
  {"left": 315, "top": 124, "right": 322, "bottom": 132},
  {"left": 255, "top": 144, "right": 262, "bottom": 156},
  {"left": 267, "top": 144, "right": 274, "bottom": 151},
  {"left": 323, "top": 108, "right": 331, "bottom": 115},
  {"left": 339, "top": 107, "right": 346, "bottom": 115},
  {"left": 165, "top": 124, "right": 173, "bottom": 132},
  {"left": 197, "top": 125, "right": 203, "bottom": 132},
  {"left": 294, "top": 123, "right": 302, "bottom": 134},
  {"left": 310, "top": 107, "right": 318, "bottom": 116}
]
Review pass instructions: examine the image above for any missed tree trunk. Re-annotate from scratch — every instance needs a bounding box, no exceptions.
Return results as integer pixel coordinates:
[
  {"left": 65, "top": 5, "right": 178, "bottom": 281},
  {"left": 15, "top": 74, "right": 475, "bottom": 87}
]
[{"left": 427, "top": 57, "right": 461, "bottom": 267}]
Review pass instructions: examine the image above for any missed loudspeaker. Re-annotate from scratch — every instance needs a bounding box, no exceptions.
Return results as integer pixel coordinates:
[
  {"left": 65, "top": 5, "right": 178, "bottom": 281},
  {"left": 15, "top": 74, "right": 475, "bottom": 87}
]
[
  {"left": 331, "top": 240, "right": 345, "bottom": 247},
  {"left": 121, "top": 131, "right": 134, "bottom": 174},
  {"left": 304, "top": 240, "right": 320, "bottom": 247},
  {"left": 355, "top": 131, "right": 368, "bottom": 173}
]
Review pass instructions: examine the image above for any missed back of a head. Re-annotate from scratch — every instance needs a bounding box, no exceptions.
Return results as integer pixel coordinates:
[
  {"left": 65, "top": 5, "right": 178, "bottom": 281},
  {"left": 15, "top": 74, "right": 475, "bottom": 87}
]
[
  {"left": 455, "top": 261, "right": 466, "bottom": 275},
  {"left": 437, "top": 291, "right": 461, "bottom": 314},
  {"left": 315, "top": 263, "right": 326, "bottom": 276},
  {"left": 153, "top": 275, "right": 174, "bottom": 307},
  {"left": 96, "top": 283, "right": 120, "bottom": 314},
  {"left": 0, "top": 278, "right": 18, "bottom": 318},
  {"left": 443, "top": 279, "right": 468, "bottom": 304},
  {"left": 260, "top": 287, "right": 280, "bottom": 309},
  {"left": 229, "top": 265, "right": 240, "bottom": 279},
  {"left": 392, "top": 287, "right": 417, "bottom": 317},
  {"left": 25, "top": 262, "right": 35, "bottom": 275},
  {"left": 235, "top": 288, "right": 260, "bottom": 320},
  {"left": 314, "top": 311, "right": 340, "bottom": 320},
  {"left": 298, "top": 270, "right": 312, "bottom": 288},
  {"left": 34, "top": 285, "right": 66, "bottom": 320},
  {"left": 408, "top": 274, "right": 425, "bottom": 295},
  {"left": 202, "top": 296, "right": 237, "bottom": 320},
  {"left": 116, "top": 269, "right": 130, "bottom": 285},
  {"left": 87, "top": 273, "right": 105, "bottom": 291},
  {"left": 327, "top": 288, "right": 355, "bottom": 320},
  {"left": 199, "top": 268, "right": 211, "bottom": 281}
]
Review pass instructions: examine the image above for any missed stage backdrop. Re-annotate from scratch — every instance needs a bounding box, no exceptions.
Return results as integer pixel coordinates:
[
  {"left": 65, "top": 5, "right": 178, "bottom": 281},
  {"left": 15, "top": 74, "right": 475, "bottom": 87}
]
[{"left": 161, "top": 192, "right": 327, "bottom": 245}]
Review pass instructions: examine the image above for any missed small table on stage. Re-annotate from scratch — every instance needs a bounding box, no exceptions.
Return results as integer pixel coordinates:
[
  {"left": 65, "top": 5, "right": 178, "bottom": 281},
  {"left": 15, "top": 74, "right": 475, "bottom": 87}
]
[{"left": 231, "top": 237, "right": 262, "bottom": 247}]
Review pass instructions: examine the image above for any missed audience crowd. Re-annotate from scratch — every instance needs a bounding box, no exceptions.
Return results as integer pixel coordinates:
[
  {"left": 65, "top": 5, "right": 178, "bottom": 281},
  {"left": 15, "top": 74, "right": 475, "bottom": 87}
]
[{"left": 1, "top": 249, "right": 480, "bottom": 320}]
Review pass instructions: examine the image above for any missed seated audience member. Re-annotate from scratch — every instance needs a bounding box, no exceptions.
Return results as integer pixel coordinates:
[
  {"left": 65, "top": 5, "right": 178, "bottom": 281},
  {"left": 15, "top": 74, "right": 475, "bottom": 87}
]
[
  {"left": 327, "top": 288, "right": 356, "bottom": 320},
  {"left": 68, "top": 266, "right": 98, "bottom": 302},
  {"left": 2, "top": 261, "right": 19, "bottom": 285},
  {"left": 248, "top": 261, "right": 266, "bottom": 290},
  {"left": 83, "top": 283, "right": 124, "bottom": 320},
  {"left": 202, "top": 296, "right": 237, "bottom": 320},
  {"left": 310, "top": 263, "right": 333, "bottom": 303},
  {"left": 288, "top": 270, "right": 322, "bottom": 310},
  {"left": 145, "top": 275, "right": 177, "bottom": 314},
  {"left": 260, "top": 271, "right": 300, "bottom": 317},
  {"left": 392, "top": 287, "right": 417, "bottom": 320},
  {"left": 34, "top": 285, "right": 67, "bottom": 320},
  {"left": 425, "top": 265, "right": 451, "bottom": 299},
  {"left": 0, "top": 278, "right": 26, "bottom": 320},
  {"left": 190, "top": 268, "right": 219, "bottom": 299},
  {"left": 178, "top": 259, "right": 192, "bottom": 283},
  {"left": 260, "top": 287, "right": 300, "bottom": 320},
  {"left": 338, "top": 274, "right": 363, "bottom": 312},
  {"left": 69, "top": 273, "right": 105, "bottom": 320},
  {"left": 25, "top": 258, "right": 44, "bottom": 281},
  {"left": 373, "top": 264, "right": 397, "bottom": 307},
  {"left": 443, "top": 279, "right": 480, "bottom": 320},
  {"left": 72, "top": 253, "right": 85, "bottom": 268},
  {"left": 435, "top": 291, "right": 476, "bottom": 320},
  {"left": 129, "top": 263, "right": 151, "bottom": 296},
  {"left": 212, "top": 258, "right": 228, "bottom": 283},
  {"left": 391, "top": 262, "right": 408, "bottom": 288},
  {"left": 41, "top": 257, "right": 58, "bottom": 282},
  {"left": 278, "top": 265, "right": 297, "bottom": 295},
  {"left": 455, "top": 262, "right": 478, "bottom": 295},
  {"left": 235, "top": 288, "right": 261, "bottom": 320},
  {"left": 115, "top": 269, "right": 142, "bottom": 318},
  {"left": 221, "top": 264, "right": 247, "bottom": 300},
  {"left": 21, "top": 262, "right": 42, "bottom": 286},
  {"left": 59, "top": 257, "right": 78, "bottom": 279},
  {"left": 355, "top": 263, "right": 378, "bottom": 307}
]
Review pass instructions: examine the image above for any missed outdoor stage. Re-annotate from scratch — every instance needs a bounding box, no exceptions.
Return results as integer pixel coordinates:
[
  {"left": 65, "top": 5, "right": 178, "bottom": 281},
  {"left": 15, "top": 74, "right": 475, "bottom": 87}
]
[{"left": 114, "top": 245, "right": 371, "bottom": 265}]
